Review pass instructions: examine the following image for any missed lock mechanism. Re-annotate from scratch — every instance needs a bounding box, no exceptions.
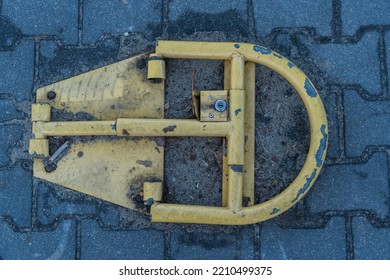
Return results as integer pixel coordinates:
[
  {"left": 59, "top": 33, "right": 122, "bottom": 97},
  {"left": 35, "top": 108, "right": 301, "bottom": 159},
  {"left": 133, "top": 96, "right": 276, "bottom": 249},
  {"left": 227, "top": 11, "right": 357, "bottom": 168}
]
[{"left": 30, "top": 40, "right": 328, "bottom": 225}]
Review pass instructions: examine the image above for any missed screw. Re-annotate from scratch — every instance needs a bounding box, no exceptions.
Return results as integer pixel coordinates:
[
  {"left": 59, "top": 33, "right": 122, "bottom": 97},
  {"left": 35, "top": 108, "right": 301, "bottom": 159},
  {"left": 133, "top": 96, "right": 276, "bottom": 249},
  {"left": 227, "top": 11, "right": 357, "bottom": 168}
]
[
  {"left": 209, "top": 113, "right": 214, "bottom": 118},
  {"left": 214, "top": 99, "right": 227, "bottom": 112},
  {"left": 44, "top": 163, "right": 56, "bottom": 173},
  {"left": 47, "top": 91, "right": 56, "bottom": 100},
  {"left": 208, "top": 95, "right": 214, "bottom": 100}
]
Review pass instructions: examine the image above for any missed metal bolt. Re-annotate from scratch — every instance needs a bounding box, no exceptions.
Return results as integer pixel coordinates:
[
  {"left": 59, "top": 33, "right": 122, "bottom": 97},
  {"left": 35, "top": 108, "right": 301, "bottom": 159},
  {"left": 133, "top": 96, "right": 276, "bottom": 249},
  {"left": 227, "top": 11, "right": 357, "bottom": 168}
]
[
  {"left": 208, "top": 95, "right": 214, "bottom": 100},
  {"left": 214, "top": 99, "right": 227, "bottom": 112},
  {"left": 209, "top": 113, "right": 214, "bottom": 118},
  {"left": 47, "top": 91, "right": 56, "bottom": 100}
]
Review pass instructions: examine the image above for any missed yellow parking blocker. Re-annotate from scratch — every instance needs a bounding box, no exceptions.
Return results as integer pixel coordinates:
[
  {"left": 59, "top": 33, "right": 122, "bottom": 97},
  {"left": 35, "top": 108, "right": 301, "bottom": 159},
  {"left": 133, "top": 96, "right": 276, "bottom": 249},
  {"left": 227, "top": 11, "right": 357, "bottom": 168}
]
[{"left": 30, "top": 40, "right": 328, "bottom": 225}]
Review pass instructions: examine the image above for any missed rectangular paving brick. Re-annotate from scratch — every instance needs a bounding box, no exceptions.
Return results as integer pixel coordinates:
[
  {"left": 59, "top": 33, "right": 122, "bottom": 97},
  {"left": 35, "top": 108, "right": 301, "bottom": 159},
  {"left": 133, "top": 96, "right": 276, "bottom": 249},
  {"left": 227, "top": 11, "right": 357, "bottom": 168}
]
[
  {"left": 342, "top": 0, "right": 390, "bottom": 35},
  {"left": 253, "top": 0, "right": 332, "bottom": 37},
  {"left": 353, "top": 217, "right": 390, "bottom": 259},
  {"left": 306, "top": 153, "right": 389, "bottom": 217},
  {"left": 36, "top": 181, "right": 119, "bottom": 226},
  {"left": 2, "top": 0, "right": 78, "bottom": 44},
  {"left": 261, "top": 217, "right": 346, "bottom": 259},
  {"left": 0, "top": 98, "right": 22, "bottom": 122},
  {"left": 344, "top": 90, "right": 390, "bottom": 157},
  {"left": 171, "top": 228, "right": 254, "bottom": 260},
  {"left": 307, "top": 32, "right": 381, "bottom": 94},
  {"left": 81, "top": 220, "right": 164, "bottom": 259},
  {"left": 0, "top": 219, "right": 76, "bottom": 259},
  {"left": 0, "top": 40, "right": 34, "bottom": 99},
  {"left": 82, "top": 0, "right": 161, "bottom": 44},
  {"left": 0, "top": 164, "right": 32, "bottom": 227},
  {"left": 168, "top": 0, "right": 248, "bottom": 36},
  {"left": 0, "top": 125, "right": 23, "bottom": 166}
]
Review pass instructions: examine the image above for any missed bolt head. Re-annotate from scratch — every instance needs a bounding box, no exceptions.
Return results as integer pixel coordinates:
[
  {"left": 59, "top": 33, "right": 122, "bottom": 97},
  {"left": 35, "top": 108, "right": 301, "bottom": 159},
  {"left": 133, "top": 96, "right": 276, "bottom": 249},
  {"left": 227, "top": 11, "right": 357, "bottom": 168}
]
[
  {"left": 47, "top": 91, "right": 56, "bottom": 100},
  {"left": 209, "top": 113, "right": 214, "bottom": 118}
]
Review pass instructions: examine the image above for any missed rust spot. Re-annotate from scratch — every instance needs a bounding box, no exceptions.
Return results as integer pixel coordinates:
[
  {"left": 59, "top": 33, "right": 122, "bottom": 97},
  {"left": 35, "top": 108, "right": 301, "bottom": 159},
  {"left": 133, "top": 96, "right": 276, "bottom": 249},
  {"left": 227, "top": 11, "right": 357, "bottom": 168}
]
[
  {"left": 122, "top": 129, "right": 129, "bottom": 135},
  {"left": 136, "top": 160, "right": 153, "bottom": 167},
  {"left": 163, "top": 125, "right": 177, "bottom": 133}
]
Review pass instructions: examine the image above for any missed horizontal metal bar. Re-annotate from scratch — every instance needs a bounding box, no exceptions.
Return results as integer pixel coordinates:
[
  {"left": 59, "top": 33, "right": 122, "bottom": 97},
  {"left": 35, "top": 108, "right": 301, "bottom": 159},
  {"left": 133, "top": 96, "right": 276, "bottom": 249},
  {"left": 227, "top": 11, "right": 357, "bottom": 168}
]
[{"left": 117, "top": 119, "right": 232, "bottom": 137}]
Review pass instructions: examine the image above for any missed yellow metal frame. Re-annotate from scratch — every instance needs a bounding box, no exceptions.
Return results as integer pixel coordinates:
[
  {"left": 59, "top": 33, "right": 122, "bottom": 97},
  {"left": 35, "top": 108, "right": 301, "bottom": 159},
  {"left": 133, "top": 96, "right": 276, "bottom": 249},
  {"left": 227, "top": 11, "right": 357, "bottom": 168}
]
[{"left": 30, "top": 40, "right": 328, "bottom": 225}]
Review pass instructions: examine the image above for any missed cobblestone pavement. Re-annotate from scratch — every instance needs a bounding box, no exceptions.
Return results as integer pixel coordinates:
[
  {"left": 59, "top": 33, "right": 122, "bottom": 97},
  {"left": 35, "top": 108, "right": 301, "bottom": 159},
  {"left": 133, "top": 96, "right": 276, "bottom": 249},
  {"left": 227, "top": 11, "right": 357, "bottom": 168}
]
[{"left": 1, "top": 0, "right": 390, "bottom": 260}]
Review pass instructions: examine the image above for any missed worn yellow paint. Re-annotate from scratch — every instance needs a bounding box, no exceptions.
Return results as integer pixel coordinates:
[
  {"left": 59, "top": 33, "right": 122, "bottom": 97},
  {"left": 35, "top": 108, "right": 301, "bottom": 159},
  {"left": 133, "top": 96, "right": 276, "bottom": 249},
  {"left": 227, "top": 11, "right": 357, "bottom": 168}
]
[
  {"left": 34, "top": 138, "right": 164, "bottom": 209},
  {"left": 36, "top": 53, "right": 164, "bottom": 120},
  {"left": 31, "top": 40, "right": 328, "bottom": 225},
  {"left": 29, "top": 139, "right": 49, "bottom": 158},
  {"left": 31, "top": 103, "right": 51, "bottom": 122},
  {"left": 143, "top": 182, "right": 163, "bottom": 203}
]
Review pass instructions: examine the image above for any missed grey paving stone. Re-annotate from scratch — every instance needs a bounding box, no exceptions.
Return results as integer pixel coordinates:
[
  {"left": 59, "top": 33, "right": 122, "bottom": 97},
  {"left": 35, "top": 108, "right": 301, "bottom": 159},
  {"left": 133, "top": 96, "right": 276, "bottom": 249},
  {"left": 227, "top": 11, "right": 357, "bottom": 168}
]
[
  {"left": 168, "top": 0, "right": 248, "bottom": 36},
  {"left": 307, "top": 32, "right": 381, "bottom": 94},
  {"left": 353, "top": 217, "right": 390, "bottom": 259},
  {"left": 171, "top": 228, "right": 254, "bottom": 260},
  {"left": 0, "top": 125, "right": 23, "bottom": 166},
  {"left": 306, "top": 152, "right": 389, "bottom": 217},
  {"left": 253, "top": 0, "right": 332, "bottom": 37},
  {"left": 0, "top": 219, "right": 76, "bottom": 259},
  {"left": 344, "top": 90, "right": 390, "bottom": 157},
  {"left": 0, "top": 163, "right": 32, "bottom": 227},
  {"left": 82, "top": 0, "right": 161, "bottom": 44},
  {"left": 36, "top": 181, "right": 119, "bottom": 226},
  {"left": 387, "top": 32, "right": 390, "bottom": 92},
  {"left": 0, "top": 40, "right": 34, "bottom": 100},
  {"left": 261, "top": 217, "right": 346, "bottom": 259},
  {"left": 342, "top": 0, "right": 390, "bottom": 36},
  {"left": 0, "top": 98, "right": 22, "bottom": 122},
  {"left": 2, "top": 0, "right": 78, "bottom": 44},
  {"left": 81, "top": 220, "right": 164, "bottom": 259}
]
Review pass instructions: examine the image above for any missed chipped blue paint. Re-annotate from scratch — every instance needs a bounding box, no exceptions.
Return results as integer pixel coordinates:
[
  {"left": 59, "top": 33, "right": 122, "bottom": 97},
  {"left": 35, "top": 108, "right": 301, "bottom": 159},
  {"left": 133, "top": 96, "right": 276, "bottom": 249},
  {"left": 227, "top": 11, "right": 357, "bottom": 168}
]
[
  {"left": 253, "top": 45, "right": 272, "bottom": 55},
  {"left": 234, "top": 43, "right": 240, "bottom": 49},
  {"left": 291, "top": 168, "right": 317, "bottom": 203},
  {"left": 235, "top": 108, "right": 241, "bottom": 116},
  {"left": 230, "top": 165, "right": 243, "bottom": 173},
  {"left": 287, "top": 61, "right": 295, "bottom": 68},
  {"left": 315, "top": 124, "right": 328, "bottom": 168},
  {"left": 273, "top": 53, "right": 283, "bottom": 58},
  {"left": 270, "top": 208, "right": 280, "bottom": 215},
  {"left": 32, "top": 133, "right": 35, "bottom": 139},
  {"left": 304, "top": 78, "right": 317, "bottom": 97},
  {"left": 111, "top": 123, "right": 117, "bottom": 131}
]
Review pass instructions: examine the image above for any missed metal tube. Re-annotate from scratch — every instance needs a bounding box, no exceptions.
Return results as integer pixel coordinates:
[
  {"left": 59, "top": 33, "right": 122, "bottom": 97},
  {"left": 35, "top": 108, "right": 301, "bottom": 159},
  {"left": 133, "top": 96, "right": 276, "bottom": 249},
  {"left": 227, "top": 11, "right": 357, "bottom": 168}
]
[
  {"left": 36, "top": 121, "right": 117, "bottom": 137},
  {"left": 117, "top": 118, "right": 232, "bottom": 137}
]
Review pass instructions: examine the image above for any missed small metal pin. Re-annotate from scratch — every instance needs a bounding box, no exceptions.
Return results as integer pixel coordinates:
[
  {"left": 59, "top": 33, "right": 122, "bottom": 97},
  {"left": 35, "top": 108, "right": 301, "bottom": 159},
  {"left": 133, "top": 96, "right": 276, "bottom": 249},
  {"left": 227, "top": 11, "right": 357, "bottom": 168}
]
[{"left": 209, "top": 113, "right": 214, "bottom": 118}]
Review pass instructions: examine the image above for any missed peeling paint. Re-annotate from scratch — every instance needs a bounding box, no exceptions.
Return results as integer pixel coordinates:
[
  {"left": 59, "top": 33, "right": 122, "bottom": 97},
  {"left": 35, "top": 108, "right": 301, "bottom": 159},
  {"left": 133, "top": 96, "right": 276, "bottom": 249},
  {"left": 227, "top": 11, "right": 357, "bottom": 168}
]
[
  {"left": 122, "top": 129, "right": 129, "bottom": 135},
  {"left": 253, "top": 45, "right": 272, "bottom": 55},
  {"left": 304, "top": 78, "right": 317, "bottom": 97},
  {"left": 230, "top": 165, "right": 243, "bottom": 173},
  {"left": 291, "top": 168, "right": 317, "bottom": 203},
  {"left": 235, "top": 108, "right": 241, "bottom": 116},
  {"left": 111, "top": 123, "right": 116, "bottom": 131},
  {"left": 270, "top": 208, "right": 280, "bottom": 215},
  {"left": 163, "top": 125, "right": 177, "bottom": 133},
  {"left": 136, "top": 160, "right": 153, "bottom": 167},
  {"left": 287, "top": 61, "right": 295, "bottom": 68},
  {"left": 315, "top": 124, "right": 328, "bottom": 167},
  {"left": 273, "top": 53, "right": 283, "bottom": 58},
  {"left": 234, "top": 43, "right": 240, "bottom": 49}
]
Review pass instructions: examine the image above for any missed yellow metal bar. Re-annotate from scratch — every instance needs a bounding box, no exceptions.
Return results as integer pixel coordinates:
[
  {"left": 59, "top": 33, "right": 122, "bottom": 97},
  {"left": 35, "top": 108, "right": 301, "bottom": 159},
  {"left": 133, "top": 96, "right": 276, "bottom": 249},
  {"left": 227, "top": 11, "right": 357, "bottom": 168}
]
[
  {"left": 156, "top": 40, "right": 232, "bottom": 60},
  {"left": 34, "top": 121, "right": 117, "bottom": 137},
  {"left": 243, "top": 62, "right": 255, "bottom": 206},
  {"left": 227, "top": 166, "right": 243, "bottom": 211},
  {"left": 230, "top": 53, "right": 245, "bottom": 90},
  {"left": 227, "top": 89, "right": 245, "bottom": 165},
  {"left": 117, "top": 118, "right": 232, "bottom": 137}
]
